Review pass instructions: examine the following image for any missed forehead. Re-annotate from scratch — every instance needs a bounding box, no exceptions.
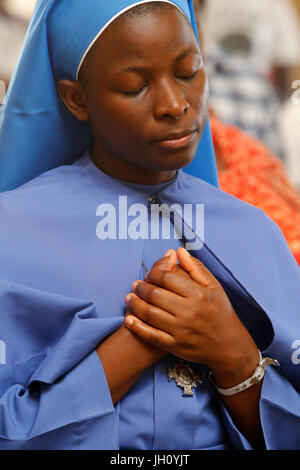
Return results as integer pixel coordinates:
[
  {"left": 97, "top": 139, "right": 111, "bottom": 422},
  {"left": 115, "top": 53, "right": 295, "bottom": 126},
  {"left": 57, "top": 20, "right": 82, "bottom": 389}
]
[{"left": 86, "top": 6, "right": 197, "bottom": 70}]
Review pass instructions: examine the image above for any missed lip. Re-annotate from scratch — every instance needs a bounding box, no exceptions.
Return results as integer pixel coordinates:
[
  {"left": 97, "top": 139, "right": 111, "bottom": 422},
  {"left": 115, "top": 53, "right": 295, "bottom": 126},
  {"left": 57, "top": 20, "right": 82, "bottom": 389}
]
[{"left": 154, "top": 129, "right": 198, "bottom": 150}]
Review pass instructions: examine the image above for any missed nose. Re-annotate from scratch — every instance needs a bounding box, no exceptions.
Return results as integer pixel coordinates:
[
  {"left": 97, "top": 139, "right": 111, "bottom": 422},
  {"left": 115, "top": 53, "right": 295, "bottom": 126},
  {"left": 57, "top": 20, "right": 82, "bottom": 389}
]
[{"left": 154, "top": 79, "right": 190, "bottom": 120}]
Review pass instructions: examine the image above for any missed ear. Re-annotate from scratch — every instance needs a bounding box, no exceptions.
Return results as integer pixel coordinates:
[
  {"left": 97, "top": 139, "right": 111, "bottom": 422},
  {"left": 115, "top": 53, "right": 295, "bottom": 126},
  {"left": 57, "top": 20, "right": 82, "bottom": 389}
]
[{"left": 57, "top": 79, "right": 89, "bottom": 121}]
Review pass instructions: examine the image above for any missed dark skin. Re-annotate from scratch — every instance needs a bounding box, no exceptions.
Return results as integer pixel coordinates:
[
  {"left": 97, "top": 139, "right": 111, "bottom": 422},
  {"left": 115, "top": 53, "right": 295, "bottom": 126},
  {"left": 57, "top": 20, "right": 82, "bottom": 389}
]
[
  {"left": 58, "top": 6, "right": 264, "bottom": 449},
  {"left": 58, "top": 6, "right": 208, "bottom": 184}
]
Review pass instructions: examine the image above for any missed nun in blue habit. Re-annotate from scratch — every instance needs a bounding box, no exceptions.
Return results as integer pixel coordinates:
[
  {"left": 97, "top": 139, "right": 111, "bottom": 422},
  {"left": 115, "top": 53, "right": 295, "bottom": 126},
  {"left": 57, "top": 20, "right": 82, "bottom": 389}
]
[{"left": 0, "top": 0, "right": 299, "bottom": 450}]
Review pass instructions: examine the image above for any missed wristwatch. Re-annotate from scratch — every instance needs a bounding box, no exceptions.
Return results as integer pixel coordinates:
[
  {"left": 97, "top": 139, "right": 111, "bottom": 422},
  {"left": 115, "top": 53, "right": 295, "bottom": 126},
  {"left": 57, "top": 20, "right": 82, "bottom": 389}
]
[{"left": 209, "top": 351, "right": 280, "bottom": 396}]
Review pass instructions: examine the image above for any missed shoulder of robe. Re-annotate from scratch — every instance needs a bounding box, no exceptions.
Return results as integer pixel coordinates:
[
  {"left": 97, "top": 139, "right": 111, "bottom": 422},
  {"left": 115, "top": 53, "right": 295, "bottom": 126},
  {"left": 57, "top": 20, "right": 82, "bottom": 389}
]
[
  {"left": 177, "top": 170, "right": 284, "bottom": 237},
  {"left": 0, "top": 163, "right": 286, "bottom": 248},
  {"left": 179, "top": 170, "right": 298, "bottom": 272},
  {"left": 0, "top": 159, "right": 105, "bottom": 213},
  {"left": 0, "top": 163, "right": 85, "bottom": 197}
]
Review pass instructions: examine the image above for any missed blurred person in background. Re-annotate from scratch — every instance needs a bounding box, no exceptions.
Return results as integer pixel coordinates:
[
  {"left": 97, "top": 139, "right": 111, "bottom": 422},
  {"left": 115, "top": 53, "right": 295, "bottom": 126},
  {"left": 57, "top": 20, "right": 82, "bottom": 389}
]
[
  {"left": 291, "top": 0, "right": 300, "bottom": 18},
  {"left": 200, "top": 0, "right": 300, "bottom": 160},
  {"left": 194, "top": 0, "right": 300, "bottom": 265},
  {"left": 279, "top": 88, "right": 300, "bottom": 192},
  {"left": 0, "top": 0, "right": 30, "bottom": 90},
  {"left": 201, "top": 0, "right": 300, "bottom": 84},
  {"left": 279, "top": 0, "right": 300, "bottom": 191},
  {"left": 4, "top": 0, "right": 36, "bottom": 20}
]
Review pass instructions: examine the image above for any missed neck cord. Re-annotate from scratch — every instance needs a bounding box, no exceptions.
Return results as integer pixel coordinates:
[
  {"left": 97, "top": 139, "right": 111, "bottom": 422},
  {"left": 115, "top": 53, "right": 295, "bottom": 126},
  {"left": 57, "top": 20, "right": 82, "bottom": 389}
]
[{"left": 142, "top": 193, "right": 186, "bottom": 274}]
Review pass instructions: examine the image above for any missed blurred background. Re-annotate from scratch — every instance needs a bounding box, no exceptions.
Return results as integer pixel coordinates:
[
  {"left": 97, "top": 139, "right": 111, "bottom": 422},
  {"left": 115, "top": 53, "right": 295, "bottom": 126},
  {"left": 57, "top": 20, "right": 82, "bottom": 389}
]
[{"left": 1, "top": 0, "right": 300, "bottom": 264}]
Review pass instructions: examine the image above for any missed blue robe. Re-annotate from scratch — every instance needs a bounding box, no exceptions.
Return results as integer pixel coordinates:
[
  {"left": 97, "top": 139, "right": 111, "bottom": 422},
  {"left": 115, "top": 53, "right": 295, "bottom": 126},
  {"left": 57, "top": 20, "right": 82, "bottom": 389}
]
[{"left": 0, "top": 151, "right": 299, "bottom": 450}]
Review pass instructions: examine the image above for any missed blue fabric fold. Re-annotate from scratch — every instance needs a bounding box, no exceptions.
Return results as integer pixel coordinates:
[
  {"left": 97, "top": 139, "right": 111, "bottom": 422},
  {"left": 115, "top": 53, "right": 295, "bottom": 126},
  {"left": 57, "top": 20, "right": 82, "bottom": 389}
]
[
  {"left": 0, "top": 153, "right": 299, "bottom": 449},
  {"left": 0, "top": 350, "right": 118, "bottom": 447}
]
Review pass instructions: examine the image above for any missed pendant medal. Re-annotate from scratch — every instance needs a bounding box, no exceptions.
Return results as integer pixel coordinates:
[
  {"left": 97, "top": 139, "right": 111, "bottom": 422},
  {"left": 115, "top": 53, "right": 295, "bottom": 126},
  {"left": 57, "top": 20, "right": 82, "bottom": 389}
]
[{"left": 168, "top": 360, "right": 202, "bottom": 396}]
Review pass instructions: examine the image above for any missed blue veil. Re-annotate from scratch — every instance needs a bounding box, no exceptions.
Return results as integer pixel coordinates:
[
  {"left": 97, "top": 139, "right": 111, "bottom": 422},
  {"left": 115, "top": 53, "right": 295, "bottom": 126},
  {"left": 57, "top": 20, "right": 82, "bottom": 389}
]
[{"left": 0, "top": 0, "right": 218, "bottom": 193}]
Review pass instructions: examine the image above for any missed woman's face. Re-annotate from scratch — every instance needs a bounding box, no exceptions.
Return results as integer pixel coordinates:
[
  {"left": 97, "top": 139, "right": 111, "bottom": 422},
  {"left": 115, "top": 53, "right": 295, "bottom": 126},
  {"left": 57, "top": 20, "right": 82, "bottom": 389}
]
[{"left": 60, "top": 6, "right": 209, "bottom": 183}]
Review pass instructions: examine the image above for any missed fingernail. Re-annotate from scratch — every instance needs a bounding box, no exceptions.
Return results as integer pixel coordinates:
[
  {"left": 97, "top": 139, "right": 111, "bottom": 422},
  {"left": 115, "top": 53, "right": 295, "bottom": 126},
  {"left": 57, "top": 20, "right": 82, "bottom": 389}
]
[
  {"left": 183, "top": 248, "right": 191, "bottom": 256},
  {"left": 164, "top": 249, "right": 173, "bottom": 258},
  {"left": 132, "top": 281, "right": 139, "bottom": 291},
  {"left": 125, "top": 294, "right": 132, "bottom": 303},
  {"left": 125, "top": 316, "right": 134, "bottom": 326}
]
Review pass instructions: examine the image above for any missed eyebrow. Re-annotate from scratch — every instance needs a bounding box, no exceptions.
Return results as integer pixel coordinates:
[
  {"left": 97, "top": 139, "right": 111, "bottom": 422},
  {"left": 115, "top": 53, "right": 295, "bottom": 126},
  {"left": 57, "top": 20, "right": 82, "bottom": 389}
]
[
  {"left": 175, "top": 46, "right": 198, "bottom": 63},
  {"left": 120, "top": 47, "right": 199, "bottom": 74}
]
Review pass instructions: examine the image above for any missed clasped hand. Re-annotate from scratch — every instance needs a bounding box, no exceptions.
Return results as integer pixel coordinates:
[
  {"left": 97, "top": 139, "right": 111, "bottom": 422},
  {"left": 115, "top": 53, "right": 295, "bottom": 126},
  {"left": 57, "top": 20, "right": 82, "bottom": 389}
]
[{"left": 124, "top": 248, "right": 258, "bottom": 376}]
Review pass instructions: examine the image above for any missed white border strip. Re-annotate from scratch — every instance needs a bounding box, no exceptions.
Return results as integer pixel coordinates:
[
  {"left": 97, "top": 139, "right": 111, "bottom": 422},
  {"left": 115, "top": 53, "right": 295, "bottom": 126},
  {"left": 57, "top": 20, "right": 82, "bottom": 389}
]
[{"left": 76, "top": 0, "right": 184, "bottom": 80}]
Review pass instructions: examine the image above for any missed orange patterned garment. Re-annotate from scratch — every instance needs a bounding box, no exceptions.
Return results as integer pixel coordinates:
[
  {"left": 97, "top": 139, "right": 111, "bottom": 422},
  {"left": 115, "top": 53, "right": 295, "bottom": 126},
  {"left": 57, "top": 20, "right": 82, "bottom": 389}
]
[{"left": 211, "top": 115, "right": 300, "bottom": 265}]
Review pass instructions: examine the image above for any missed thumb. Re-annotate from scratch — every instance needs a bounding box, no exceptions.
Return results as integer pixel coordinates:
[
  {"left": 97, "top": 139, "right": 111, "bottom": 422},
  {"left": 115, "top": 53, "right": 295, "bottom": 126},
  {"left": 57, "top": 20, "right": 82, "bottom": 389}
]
[
  {"left": 177, "top": 247, "right": 219, "bottom": 289},
  {"left": 148, "top": 249, "right": 177, "bottom": 273}
]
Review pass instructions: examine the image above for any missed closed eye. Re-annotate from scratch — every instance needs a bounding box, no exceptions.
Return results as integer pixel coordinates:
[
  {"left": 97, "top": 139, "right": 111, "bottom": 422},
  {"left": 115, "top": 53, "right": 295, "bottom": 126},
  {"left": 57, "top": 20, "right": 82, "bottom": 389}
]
[
  {"left": 122, "top": 69, "right": 199, "bottom": 96},
  {"left": 122, "top": 86, "right": 146, "bottom": 97},
  {"left": 177, "top": 70, "right": 199, "bottom": 81}
]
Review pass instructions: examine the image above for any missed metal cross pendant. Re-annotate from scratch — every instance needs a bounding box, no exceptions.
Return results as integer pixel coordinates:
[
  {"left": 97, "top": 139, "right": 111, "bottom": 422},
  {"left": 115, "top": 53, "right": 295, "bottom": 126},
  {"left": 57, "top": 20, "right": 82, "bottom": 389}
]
[{"left": 168, "top": 360, "right": 202, "bottom": 396}]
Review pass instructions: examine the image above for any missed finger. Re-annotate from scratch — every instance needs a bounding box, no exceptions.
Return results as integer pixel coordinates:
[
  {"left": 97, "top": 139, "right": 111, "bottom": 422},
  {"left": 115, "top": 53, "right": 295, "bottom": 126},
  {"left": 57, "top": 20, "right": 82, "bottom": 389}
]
[
  {"left": 131, "top": 280, "right": 185, "bottom": 315},
  {"left": 125, "top": 293, "right": 176, "bottom": 332},
  {"left": 177, "top": 247, "right": 220, "bottom": 289},
  {"left": 146, "top": 264, "right": 190, "bottom": 282},
  {"left": 145, "top": 268, "right": 202, "bottom": 298},
  {"left": 124, "top": 314, "right": 174, "bottom": 350},
  {"left": 171, "top": 265, "right": 191, "bottom": 281},
  {"left": 148, "top": 249, "right": 177, "bottom": 272}
]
